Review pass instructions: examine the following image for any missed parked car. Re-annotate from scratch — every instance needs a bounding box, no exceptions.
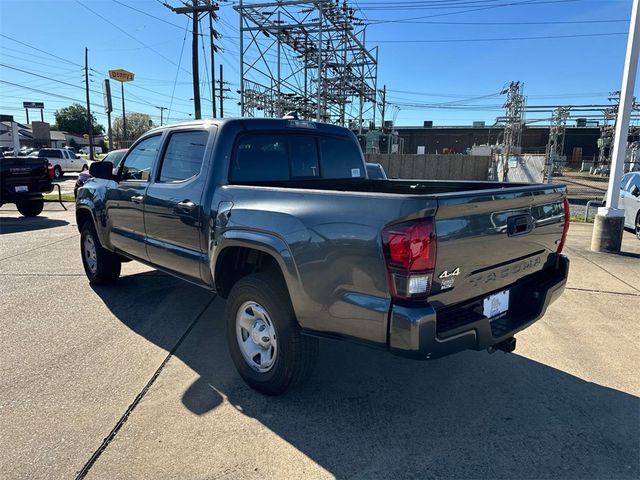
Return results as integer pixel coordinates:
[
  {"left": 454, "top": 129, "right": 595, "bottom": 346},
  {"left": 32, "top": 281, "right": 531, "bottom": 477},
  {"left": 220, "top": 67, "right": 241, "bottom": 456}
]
[
  {"left": 74, "top": 149, "right": 128, "bottom": 197},
  {"left": 366, "top": 162, "right": 387, "bottom": 179},
  {"left": 77, "top": 118, "right": 570, "bottom": 395},
  {"left": 37, "top": 148, "right": 89, "bottom": 179},
  {"left": 79, "top": 146, "right": 103, "bottom": 155},
  {"left": 1, "top": 155, "right": 53, "bottom": 216},
  {"left": 619, "top": 171, "right": 640, "bottom": 239}
]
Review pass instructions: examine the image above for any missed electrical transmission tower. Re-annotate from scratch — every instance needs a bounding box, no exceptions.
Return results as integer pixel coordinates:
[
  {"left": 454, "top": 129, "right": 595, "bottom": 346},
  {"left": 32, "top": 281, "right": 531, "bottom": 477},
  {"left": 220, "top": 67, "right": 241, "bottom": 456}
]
[
  {"left": 545, "top": 106, "right": 570, "bottom": 182},
  {"left": 235, "top": 0, "right": 378, "bottom": 128},
  {"left": 496, "top": 81, "right": 525, "bottom": 180}
]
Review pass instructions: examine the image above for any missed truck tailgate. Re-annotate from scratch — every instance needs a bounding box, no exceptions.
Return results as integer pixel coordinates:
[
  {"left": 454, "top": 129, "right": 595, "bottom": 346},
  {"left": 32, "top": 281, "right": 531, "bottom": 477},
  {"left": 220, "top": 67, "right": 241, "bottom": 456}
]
[
  {"left": 429, "top": 185, "right": 566, "bottom": 310},
  {"left": 1, "top": 157, "right": 50, "bottom": 197}
]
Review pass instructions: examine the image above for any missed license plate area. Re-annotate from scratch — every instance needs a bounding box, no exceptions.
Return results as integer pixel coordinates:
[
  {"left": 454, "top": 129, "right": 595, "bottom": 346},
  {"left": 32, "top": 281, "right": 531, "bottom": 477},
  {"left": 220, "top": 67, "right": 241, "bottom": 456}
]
[
  {"left": 15, "top": 185, "right": 28, "bottom": 192},
  {"left": 483, "top": 289, "right": 509, "bottom": 321}
]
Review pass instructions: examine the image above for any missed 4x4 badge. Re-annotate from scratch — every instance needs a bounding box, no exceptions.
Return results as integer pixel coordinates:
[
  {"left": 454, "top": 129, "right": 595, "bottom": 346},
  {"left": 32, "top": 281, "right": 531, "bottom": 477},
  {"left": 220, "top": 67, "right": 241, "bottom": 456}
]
[{"left": 439, "top": 267, "right": 461, "bottom": 279}]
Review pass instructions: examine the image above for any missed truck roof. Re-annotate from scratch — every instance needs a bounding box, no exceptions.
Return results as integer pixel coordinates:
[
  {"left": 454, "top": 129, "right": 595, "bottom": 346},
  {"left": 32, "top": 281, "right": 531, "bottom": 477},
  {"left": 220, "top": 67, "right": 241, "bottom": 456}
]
[{"left": 145, "top": 117, "right": 351, "bottom": 137}]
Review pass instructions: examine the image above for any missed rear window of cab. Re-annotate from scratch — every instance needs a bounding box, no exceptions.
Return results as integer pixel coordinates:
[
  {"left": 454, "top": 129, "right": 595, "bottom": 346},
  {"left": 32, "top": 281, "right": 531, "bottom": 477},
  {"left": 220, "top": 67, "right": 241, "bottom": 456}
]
[{"left": 230, "top": 133, "right": 364, "bottom": 183}]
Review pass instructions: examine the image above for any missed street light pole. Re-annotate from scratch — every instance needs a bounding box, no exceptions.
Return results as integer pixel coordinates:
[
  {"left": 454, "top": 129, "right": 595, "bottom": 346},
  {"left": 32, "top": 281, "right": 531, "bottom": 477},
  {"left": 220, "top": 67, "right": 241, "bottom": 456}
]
[{"left": 591, "top": 0, "right": 640, "bottom": 252}]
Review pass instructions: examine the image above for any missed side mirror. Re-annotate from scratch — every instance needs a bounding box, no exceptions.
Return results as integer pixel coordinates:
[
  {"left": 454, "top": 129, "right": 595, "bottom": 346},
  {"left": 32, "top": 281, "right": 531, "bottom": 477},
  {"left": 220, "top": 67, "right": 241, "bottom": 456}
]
[
  {"left": 89, "top": 161, "right": 113, "bottom": 180},
  {"left": 632, "top": 185, "right": 640, "bottom": 197}
]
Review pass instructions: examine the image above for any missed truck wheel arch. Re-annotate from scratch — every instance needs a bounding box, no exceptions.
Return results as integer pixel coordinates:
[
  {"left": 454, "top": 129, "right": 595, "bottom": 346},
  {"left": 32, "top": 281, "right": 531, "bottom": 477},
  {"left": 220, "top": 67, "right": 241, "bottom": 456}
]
[
  {"left": 214, "top": 246, "right": 285, "bottom": 299},
  {"left": 76, "top": 207, "right": 95, "bottom": 232},
  {"left": 211, "top": 232, "right": 302, "bottom": 308}
]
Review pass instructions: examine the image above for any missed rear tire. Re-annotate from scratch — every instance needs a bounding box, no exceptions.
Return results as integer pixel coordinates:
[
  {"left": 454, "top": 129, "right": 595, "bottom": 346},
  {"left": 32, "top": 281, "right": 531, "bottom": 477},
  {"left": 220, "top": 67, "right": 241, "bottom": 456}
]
[
  {"left": 53, "top": 165, "right": 63, "bottom": 179},
  {"left": 80, "top": 222, "right": 121, "bottom": 284},
  {"left": 225, "top": 272, "right": 318, "bottom": 395},
  {"left": 16, "top": 198, "right": 44, "bottom": 217},
  {"left": 635, "top": 212, "right": 640, "bottom": 240}
]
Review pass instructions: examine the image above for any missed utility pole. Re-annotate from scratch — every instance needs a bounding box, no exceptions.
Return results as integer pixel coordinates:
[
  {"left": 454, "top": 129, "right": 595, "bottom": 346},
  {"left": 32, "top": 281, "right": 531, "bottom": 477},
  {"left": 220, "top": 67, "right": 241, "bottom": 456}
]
[
  {"left": 167, "top": 1, "right": 219, "bottom": 120},
  {"left": 592, "top": 0, "right": 640, "bottom": 252},
  {"left": 85, "top": 47, "right": 94, "bottom": 160},
  {"left": 156, "top": 106, "right": 167, "bottom": 126},
  {"left": 209, "top": 4, "right": 217, "bottom": 118},
  {"left": 380, "top": 84, "right": 386, "bottom": 130},
  {"left": 121, "top": 82, "right": 127, "bottom": 145},
  {"left": 192, "top": 1, "right": 201, "bottom": 119},
  {"left": 219, "top": 63, "right": 224, "bottom": 118}
]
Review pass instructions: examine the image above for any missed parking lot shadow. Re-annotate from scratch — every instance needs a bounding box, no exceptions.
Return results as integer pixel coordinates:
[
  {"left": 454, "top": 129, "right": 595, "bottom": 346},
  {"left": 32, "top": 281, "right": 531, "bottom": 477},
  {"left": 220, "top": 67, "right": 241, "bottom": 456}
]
[
  {"left": 95, "top": 271, "right": 639, "bottom": 479},
  {"left": 0, "top": 216, "right": 69, "bottom": 234}
]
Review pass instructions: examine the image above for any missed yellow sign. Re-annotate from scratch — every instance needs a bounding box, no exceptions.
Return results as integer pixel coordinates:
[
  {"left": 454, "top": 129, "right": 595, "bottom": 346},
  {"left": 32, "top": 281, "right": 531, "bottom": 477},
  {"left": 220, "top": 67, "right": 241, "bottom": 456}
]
[{"left": 108, "top": 69, "right": 135, "bottom": 83}]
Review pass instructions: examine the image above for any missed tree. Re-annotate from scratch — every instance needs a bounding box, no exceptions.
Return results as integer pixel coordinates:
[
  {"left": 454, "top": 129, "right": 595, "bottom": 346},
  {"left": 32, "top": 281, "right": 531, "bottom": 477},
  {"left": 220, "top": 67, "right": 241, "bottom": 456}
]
[
  {"left": 112, "top": 113, "right": 153, "bottom": 143},
  {"left": 53, "top": 103, "right": 104, "bottom": 135},
  {"left": 67, "top": 137, "right": 79, "bottom": 150}
]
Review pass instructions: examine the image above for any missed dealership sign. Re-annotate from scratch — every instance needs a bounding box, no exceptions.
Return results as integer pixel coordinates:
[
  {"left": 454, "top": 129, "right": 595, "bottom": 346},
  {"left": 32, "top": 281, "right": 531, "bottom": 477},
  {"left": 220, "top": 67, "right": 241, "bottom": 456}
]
[{"left": 108, "top": 69, "right": 135, "bottom": 82}]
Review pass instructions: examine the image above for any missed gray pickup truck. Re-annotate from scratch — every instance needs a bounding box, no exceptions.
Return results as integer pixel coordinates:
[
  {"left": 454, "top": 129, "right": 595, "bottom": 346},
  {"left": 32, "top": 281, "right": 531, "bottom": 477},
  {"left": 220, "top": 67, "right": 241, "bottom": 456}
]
[{"left": 77, "top": 118, "right": 570, "bottom": 394}]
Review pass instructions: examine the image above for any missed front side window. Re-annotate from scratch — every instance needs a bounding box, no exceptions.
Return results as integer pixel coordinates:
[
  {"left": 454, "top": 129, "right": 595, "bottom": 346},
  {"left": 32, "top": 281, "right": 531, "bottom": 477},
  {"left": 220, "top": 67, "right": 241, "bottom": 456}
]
[
  {"left": 158, "top": 131, "right": 208, "bottom": 182},
  {"left": 121, "top": 135, "right": 162, "bottom": 181}
]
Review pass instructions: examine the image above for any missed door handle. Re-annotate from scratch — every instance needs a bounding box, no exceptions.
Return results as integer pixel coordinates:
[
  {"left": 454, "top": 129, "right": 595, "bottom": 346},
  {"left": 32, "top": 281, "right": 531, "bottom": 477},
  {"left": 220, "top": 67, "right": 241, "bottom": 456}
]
[
  {"left": 176, "top": 200, "right": 196, "bottom": 212},
  {"left": 131, "top": 195, "right": 144, "bottom": 204}
]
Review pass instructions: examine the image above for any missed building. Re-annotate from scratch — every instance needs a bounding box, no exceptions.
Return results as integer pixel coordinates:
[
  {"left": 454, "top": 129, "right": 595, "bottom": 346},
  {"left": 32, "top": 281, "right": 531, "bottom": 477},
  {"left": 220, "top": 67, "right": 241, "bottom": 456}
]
[
  {"left": 394, "top": 125, "right": 603, "bottom": 162},
  {"left": 0, "top": 119, "right": 103, "bottom": 150}
]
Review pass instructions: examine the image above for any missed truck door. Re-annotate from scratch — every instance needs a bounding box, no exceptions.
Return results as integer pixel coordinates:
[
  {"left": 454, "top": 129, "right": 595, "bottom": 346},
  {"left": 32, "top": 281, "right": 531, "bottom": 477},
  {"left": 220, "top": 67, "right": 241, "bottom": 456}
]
[
  {"left": 105, "top": 135, "right": 162, "bottom": 260},
  {"left": 62, "top": 150, "right": 75, "bottom": 171},
  {"left": 143, "top": 129, "right": 209, "bottom": 282}
]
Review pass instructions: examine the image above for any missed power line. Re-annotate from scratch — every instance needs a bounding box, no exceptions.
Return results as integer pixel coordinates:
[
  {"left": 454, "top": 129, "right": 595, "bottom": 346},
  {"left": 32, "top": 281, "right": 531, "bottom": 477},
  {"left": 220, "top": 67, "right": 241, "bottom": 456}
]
[
  {"left": 372, "top": 32, "right": 628, "bottom": 43},
  {"left": 110, "top": 0, "right": 186, "bottom": 30},
  {"left": 365, "top": 0, "right": 583, "bottom": 24},
  {"left": 74, "top": 0, "right": 191, "bottom": 74},
  {"left": 0, "top": 33, "right": 83, "bottom": 67},
  {"left": 168, "top": 19, "right": 190, "bottom": 120},
  {"left": 373, "top": 18, "right": 628, "bottom": 25}
]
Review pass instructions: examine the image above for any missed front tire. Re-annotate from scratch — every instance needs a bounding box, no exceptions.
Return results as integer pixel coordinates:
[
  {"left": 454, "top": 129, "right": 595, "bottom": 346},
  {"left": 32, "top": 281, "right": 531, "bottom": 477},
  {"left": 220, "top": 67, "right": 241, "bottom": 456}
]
[
  {"left": 225, "top": 272, "right": 318, "bottom": 395},
  {"left": 53, "top": 165, "right": 63, "bottom": 179},
  {"left": 16, "top": 198, "right": 44, "bottom": 217},
  {"left": 80, "top": 222, "right": 121, "bottom": 284},
  {"left": 635, "top": 212, "right": 640, "bottom": 240}
]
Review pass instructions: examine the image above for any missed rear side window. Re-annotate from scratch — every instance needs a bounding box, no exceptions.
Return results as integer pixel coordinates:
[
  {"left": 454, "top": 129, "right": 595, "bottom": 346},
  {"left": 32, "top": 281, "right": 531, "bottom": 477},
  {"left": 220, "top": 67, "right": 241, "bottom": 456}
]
[
  {"left": 319, "top": 137, "right": 365, "bottom": 179},
  {"left": 39, "top": 149, "right": 62, "bottom": 158},
  {"left": 158, "top": 131, "right": 208, "bottom": 182},
  {"left": 231, "top": 134, "right": 319, "bottom": 182}
]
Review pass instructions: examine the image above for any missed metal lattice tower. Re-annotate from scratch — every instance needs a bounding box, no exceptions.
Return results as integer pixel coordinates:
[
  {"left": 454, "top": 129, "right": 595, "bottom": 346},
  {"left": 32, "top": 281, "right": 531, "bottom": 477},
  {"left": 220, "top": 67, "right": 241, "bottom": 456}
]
[
  {"left": 499, "top": 81, "right": 525, "bottom": 155},
  {"left": 494, "top": 81, "right": 525, "bottom": 180},
  {"left": 545, "top": 106, "right": 570, "bottom": 181},
  {"left": 235, "top": 0, "right": 378, "bottom": 128}
]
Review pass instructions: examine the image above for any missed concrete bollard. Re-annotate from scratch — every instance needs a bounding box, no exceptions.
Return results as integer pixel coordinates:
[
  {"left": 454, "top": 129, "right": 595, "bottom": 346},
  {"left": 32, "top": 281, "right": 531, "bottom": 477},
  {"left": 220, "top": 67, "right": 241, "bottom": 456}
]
[{"left": 591, "top": 214, "right": 625, "bottom": 252}]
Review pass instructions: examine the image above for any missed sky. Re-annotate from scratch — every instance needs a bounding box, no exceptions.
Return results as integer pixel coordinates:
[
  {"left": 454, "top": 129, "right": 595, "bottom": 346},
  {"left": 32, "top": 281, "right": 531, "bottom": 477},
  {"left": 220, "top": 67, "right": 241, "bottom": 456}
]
[{"left": 0, "top": 0, "right": 637, "bottom": 129}]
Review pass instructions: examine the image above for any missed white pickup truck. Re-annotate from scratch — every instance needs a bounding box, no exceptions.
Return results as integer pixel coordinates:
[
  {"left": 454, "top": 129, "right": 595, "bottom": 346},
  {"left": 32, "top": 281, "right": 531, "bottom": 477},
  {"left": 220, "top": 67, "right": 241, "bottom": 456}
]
[{"left": 36, "top": 148, "right": 90, "bottom": 179}]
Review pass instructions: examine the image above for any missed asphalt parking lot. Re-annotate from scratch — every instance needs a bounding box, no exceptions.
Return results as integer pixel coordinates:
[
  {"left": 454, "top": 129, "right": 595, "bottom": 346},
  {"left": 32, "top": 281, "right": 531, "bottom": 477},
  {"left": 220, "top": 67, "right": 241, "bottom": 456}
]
[{"left": 0, "top": 202, "right": 638, "bottom": 479}]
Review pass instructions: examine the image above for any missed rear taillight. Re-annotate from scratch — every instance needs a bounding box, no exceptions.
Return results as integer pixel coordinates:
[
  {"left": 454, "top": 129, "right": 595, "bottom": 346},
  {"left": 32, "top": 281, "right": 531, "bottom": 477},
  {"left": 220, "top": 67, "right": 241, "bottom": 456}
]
[
  {"left": 46, "top": 161, "right": 54, "bottom": 179},
  {"left": 557, "top": 197, "right": 570, "bottom": 253},
  {"left": 382, "top": 218, "right": 437, "bottom": 300}
]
